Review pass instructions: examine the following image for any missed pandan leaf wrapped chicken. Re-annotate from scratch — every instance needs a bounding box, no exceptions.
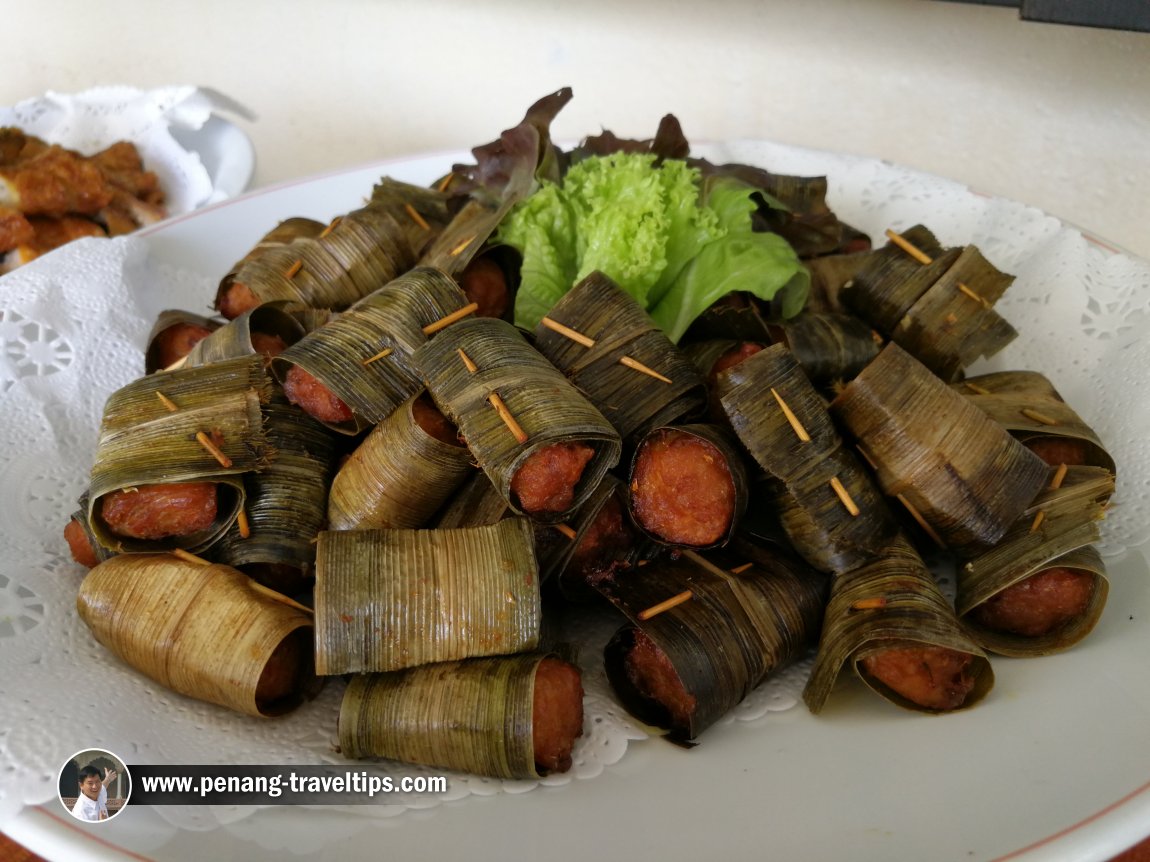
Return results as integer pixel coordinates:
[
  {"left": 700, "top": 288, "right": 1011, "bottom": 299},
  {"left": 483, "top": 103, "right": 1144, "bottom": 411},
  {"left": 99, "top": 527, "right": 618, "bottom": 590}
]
[
  {"left": 955, "top": 370, "right": 1116, "bottom": 474},
  {"left": 957, "top": 465, "right": 1113, "bottom": 656},
  {"left": 215, "top": 216, "right": 326, "bottom": 315},
  {"left": 531, "top": 271, "right": 707, "bottom": 444},
  {"left": 549, "top": 474, "right": 648, "bottom": 600},
  {"left": 207, "top": 391, "right": 338, "bottom": 594},
  {"left": 326, "top": 392, "right": 475, "bottom": 531},
  {"left": 841, "top": 226, "right": 959, "bottom": 336},
  {"left": 313, "top": 519, "right": 542, "bottom": 675},
  {"left": 803, "top": 535, "right": 994, "bottom": 714},
  {"left": 77, "top": 554, "right": 317, "bottom": 717},
  {"left": 215, "top": 201, "right": 419, "bottom": 319},
  {"left": 597, "top": 542, "right": 827, "bottom": 742},
  {"left": 829, "top": 343, "right": 1049, "bottom": 555},
  {"left": 86, "top": 354, "right": 270, "bottom": 554},
  {"left": 413, "top": 317, "right": 621, "bottom": 523},
  {"left": 841, "top": 225, "right": 1017, "bottom": 382},
  {"left": 63, "top": 491, "right": 117, "bottom": 569},
  {"left": 368, "top": 177, "right": 454, "bottom": 255},
  {"left": 338, "top": 652, "right": 584, "bottom": 779},
  {"left": 144, "top": 309, "right": 222, "bottom": 373},
  {"left": 272, "top": 267, "right": 471, "bottom": 433},
  {"left": 716, "top": 343, "right": 898, "bottom": 573},
  {"left": 179, "top": 303, "right": 305, "bottom": 369},
  {"left": 625, "top": 424, "right": 748, "bottom": 551}
]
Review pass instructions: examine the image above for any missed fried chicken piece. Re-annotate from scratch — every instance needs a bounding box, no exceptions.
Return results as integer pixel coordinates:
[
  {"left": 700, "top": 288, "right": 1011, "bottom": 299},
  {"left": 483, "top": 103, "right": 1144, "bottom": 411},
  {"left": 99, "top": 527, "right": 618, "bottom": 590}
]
[
  {"left": 5, "top": 215, "right": 107, "bottom": 268},
  {"left": 0, "top": 206, "right": 34, "bottom": 251},
  {"left": 0, "top": 127, "right": 28, "bottom": 164},
  {"left": 0, "top": 145, "right": 113, "bottom": 217},
  {"left": 0, "top": 129, "right": 167, "bottom": 271},
  {"left": 91, "top": 141, "right": 164, "bottom": 206}
]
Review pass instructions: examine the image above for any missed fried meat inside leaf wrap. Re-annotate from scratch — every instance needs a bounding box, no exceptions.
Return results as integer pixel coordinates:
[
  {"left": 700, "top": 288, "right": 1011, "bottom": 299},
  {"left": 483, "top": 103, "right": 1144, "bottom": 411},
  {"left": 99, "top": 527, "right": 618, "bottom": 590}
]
[
  {"left": 841, "top": 225, "right": 1017, "bottom": 382},
  {"left": 215, "top": 200, "right": 424, "bottom": 318},
  {"left": 598, "top": 545, "right": 827, "bottom": 741},
  {"left": 626, "top": 424, "right": 747, "bottom": 550},
  {"left": 327, "top": 392, "right": 474, "bottom": 531},
  {"left": 532, "top": 271, "right": 707, "bottom": 444},
  {"left": 413, "top": 317, "right": 621, "bottom": 523},
  {"left": 955, "top": 370, "right": 1116, "bottom": 475},
  {"left": 144, "top": 310, "right": 220, "bottom": 373},
  {"left": 829, "top": 343, "right": 1049, "bottom": 555},
  {"left": 338, "top": 652, "right": 583, "bottom": 779},
  {"left": 957, "top": 466, "right": 1113, "bottom": 656},
  {"left": 314, "top": 519, "right": 542, "bottom": 675},
  {"left": 179, "top": 303, "right": 305, "bottom": 370},
  {"left": 77, "top": 554, "right": 318, "bottom": 717},
  {"left": 803, "top": 536, "right": 993, "bottom": 714},
  {"left": 207, "top": 391, "right": 338, "bottom": 591},
  {"left": 273, "top": 267, "right": 470, "bottom": 433},
  {"left": 717, "top": 343, "right": 898, "bottom": 573},
  {"left": 87, "top": 355, "right": 271, "bottom": 554}
]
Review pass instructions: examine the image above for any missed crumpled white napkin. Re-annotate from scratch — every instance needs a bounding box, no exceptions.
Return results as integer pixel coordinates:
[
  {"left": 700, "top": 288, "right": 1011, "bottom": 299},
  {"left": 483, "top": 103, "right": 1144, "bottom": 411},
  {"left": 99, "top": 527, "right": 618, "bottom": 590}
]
[{"left": 0, "top": 85, "right": 256, "bottom": 213}]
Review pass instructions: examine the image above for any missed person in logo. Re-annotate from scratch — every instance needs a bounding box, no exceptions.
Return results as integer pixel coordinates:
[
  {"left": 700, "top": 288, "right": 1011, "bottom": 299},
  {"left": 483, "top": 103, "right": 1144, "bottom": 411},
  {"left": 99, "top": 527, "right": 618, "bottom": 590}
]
[{"left": 70, "top": 764, "right": 116, "bottom": 821}]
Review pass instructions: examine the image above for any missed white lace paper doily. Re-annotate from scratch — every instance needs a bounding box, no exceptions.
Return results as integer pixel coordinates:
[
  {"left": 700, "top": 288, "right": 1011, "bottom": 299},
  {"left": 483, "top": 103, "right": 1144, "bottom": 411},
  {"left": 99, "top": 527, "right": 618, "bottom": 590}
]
[
  {"left": 0, "top": 140, "right": 1146, "bottom": 839},
  {"left": 0, "top": 85, "right": 252, "bottom": 213}
]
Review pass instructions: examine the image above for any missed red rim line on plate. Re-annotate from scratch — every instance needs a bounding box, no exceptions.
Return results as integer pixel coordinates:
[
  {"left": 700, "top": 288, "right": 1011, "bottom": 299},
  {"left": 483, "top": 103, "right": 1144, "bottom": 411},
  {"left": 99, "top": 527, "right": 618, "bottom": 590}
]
[
  {"left": 991, "top": 779, "right": 1150, "bottom": 860},
  {"left": 28, "top": 805, "right": 157, "bottom": 861}
]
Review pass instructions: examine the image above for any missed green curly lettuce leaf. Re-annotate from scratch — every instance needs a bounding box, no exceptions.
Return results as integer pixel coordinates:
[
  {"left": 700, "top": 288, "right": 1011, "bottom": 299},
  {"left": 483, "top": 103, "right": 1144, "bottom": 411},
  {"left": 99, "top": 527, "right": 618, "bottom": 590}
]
[{"left": 498, "top": 152, "right": 808, "bottom": 342}]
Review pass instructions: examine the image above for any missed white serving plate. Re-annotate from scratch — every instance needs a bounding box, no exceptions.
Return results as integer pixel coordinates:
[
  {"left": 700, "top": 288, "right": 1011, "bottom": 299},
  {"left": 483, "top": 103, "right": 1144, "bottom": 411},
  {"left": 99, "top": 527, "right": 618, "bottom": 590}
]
[{"left": 4, "top": 142, "right": 1149, "bottom": 862}]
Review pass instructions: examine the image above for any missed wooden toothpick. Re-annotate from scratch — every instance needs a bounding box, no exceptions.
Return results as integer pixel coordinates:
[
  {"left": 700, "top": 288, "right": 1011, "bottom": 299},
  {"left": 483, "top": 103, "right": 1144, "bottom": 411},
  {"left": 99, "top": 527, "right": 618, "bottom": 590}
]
[
  {"left": 637, "top": 589, "right": 693, "bottom": 621},
  {"left": 156, "top": 391, "right": 180, "bottom": 413},
  {"left": 884, "top": 228, "right": 990, "bottom": 309},
  {"left": 770, "top": 387, "right": 811, "bottom": 443},
  {"left": 319, "top": 216, "right": 342, "bottom": 239},
  {"left": 1021, "top": 408, "right": 1060, "bottom": 427},
  {"left": 249, "top": 580, "right": 313, "bottom": 615},
  {"left": 195, "top": 431, "right": 233, "bottom": 468},
  {"left": 171, "top": 548, "right": 212, "bottom": 566},
  {"left": 540, "top": 316, "right": 673, "bottom": 384},
  {"left": 404, "top": 203, "right": 431, "bottom": 232},
  {"left": 829, "top": 476, "right": 861, "bottom": 516},
  {"left": 1030, "top": 462, "right": 1069, "bottom": 533},
  {"left": 489, "top": 394, "right": 529, "bottom": 444},
  {"left": 457, "top": 347, "right": 479, "bottom": 373},
  {"left": 423, "top": 302, "right": 479, "bottom": 335},
  {"left": 553, "top": 523, "right": 578, "bottom": 541},
  {"left": 449, "top": 235, "right": 477, "bottom": 257},
  {"left": 361, "top": 347, "right": 393, "bottom": 366},
  {"left": 457, "top": 348, "right": 528, "bottom": 444}
]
